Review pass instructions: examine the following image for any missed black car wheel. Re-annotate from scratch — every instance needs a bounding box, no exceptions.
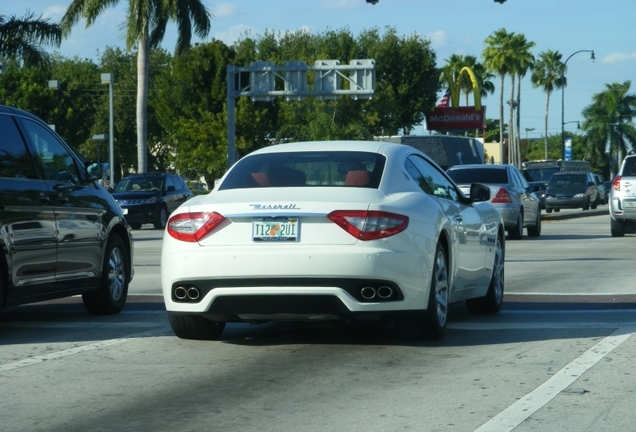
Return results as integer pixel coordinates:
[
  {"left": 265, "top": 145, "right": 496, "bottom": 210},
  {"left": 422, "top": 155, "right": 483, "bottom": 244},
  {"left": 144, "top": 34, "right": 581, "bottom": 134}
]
[
  {"left": 154, "top": 206, "right": 168, "bottom": 230},
  {"left": 82, "top": 233, "right": 129, "bottom": 315},
  {"left": 168, "top": 313, "right": 226, "bottom": 340},
  {"left": 466, "top": 233, "right": 504, "bottom": 313},
  {"left": 527, "top": 210, "right": 541, "bottom": 237},
  {"left": 508, "top": 212, "right": 523, "bottom": 240},
  {"left": 611, "top": 218, "right": 626, "bottom": 237}
]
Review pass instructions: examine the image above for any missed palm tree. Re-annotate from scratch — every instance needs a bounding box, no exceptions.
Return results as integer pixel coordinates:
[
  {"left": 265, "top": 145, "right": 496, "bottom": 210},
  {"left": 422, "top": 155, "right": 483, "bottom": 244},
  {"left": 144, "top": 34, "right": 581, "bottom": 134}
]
[
  {"left": 482, "top": 28, "right": 515, "bottom": 163},
  {"left": 510, "top": 34, "right": 535, "bottom": 166},
  {"left": 61, "top": 0, "right": 211, "bottom": 174},
  {"left": 0, "top": 11, "right": 61, "bottom": 65},
  {"left": 581, "top": 81, "right": 636, "bottom": 175},
  {"left": 530, "top": 50, "right": 565, "bottom": 160}
]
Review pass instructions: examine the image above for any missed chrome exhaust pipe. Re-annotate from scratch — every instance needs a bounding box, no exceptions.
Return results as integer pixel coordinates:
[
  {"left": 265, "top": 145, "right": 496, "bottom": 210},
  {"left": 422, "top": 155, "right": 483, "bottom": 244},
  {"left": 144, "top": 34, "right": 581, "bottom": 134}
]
[
  {"left": 187, "top": 287, "right": 200, "bottom": 300},
  {"left": 174, "top": 286, "right": 187, "bottom": 300},
  {"left": 377, "top": 286, "right": 393, "bottom": 299},
  {"left": 360, "top": 286, "right": 376, "bottom": 300}
]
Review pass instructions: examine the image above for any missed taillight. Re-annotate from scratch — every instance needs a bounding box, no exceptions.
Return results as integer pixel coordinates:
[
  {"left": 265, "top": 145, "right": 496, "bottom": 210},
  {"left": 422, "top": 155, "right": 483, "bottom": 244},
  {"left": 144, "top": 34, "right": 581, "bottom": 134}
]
[
  {"left": 612, "top": 175, "right": 622, "bottom": 192},
  {"left": 491, "top": 188, "right": 512, "bottom": 203},
  {"left": 328, "top": 210, "right": 409, "bottom": 240},
  {"left": 167, "top": 212, "right": 225, "bottom": 242}
]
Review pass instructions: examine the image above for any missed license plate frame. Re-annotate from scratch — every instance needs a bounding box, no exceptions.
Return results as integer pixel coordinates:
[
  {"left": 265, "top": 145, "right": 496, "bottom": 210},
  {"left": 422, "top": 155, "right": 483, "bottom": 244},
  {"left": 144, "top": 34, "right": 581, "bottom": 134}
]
[{"left": 252, "top": 217, "right": 300, "bottom": 242}]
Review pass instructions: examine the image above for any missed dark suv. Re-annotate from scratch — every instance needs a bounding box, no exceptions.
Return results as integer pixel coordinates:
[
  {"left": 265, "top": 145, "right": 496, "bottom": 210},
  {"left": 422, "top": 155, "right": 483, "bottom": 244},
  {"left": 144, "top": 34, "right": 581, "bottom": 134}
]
[
  {"left": 0, "top": 105, "right": 134, "bottom": 316},
  {"left": 609, "top": 151, "right": 636, "bottom": 236},
  {"left": 111, "top": 173, "right": 193, "bottom": 229}
]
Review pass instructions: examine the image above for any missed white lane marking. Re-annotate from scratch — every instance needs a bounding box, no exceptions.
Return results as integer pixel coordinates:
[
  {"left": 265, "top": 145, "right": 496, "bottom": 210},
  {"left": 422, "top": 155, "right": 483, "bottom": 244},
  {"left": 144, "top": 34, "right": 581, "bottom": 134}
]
[
  {"left": 449, "top": 322, "right": 636, "bottom": 330},
  {"left": 473, "top": 326, "right": 636, "bottom": 432},
  {"left": 0, "top": 327, "right": 170, "bottom": 374}
]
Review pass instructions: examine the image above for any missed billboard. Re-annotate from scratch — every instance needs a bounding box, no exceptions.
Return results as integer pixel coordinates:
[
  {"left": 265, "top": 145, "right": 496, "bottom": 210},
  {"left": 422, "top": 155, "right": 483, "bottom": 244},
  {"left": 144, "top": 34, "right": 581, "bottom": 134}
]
[{"left": 425, "top": 106, "right": 486, "bottom": 131}]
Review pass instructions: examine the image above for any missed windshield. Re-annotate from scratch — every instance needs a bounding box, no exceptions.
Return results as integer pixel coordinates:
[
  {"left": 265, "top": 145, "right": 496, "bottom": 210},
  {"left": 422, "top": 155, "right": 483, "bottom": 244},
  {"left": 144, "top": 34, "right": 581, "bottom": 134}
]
[
  {"left": 219, "top": 151, "right": 385, "bottom": 190},
  {"left": 446, "top": 167, "right": 509, "bottom": 184},
  {"left": 522, "top": 167, "right": 560, "bottom": 182},
  {"left": 113, "top": 177, "right": 163, "bottom": 192}
]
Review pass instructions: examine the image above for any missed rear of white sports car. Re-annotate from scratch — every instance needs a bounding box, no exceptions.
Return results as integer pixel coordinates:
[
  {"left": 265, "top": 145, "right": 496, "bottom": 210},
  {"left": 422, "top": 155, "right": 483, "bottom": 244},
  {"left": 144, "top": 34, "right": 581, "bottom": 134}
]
[{"left": 161, "top": 141, "right": 503, "bottom": 340}]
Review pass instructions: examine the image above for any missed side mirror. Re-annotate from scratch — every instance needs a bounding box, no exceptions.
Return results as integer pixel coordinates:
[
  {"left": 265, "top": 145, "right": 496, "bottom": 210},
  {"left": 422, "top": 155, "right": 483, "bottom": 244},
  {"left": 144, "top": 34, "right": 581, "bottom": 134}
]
[
  {"left": 470, "top": 182, "right": 490, "bottom": 202},
  {"left": 86, "top": 162, "right": 102, "bottom": 180}
]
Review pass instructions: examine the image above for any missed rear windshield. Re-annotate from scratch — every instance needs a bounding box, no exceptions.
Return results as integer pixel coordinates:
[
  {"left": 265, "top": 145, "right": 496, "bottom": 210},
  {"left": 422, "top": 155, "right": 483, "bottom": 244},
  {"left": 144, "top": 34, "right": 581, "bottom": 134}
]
[
  {"left": 548, "top": 174, "right": 587, "bottom": 187},
  {"left": 114, "top": 176, "right": 163, "bottom": 192},
  {"left": 219, "top": 151, "right": 385, "bottom": 190},
  {"left": 622, "top": 157, "right": 636, "bottom": 176},
  {"left": 446, "top": 167, "right": 509, "bottom": 184}
]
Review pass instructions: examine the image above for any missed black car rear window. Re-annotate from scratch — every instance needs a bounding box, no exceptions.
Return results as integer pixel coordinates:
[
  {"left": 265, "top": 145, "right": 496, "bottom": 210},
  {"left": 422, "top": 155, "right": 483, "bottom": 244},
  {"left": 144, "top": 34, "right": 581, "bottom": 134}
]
[
  {"left": 447, "top": 167, "right": 509, "bottom": 184},
  {"left": 219, "top": 151, "right": 385, "bottom": 190}
]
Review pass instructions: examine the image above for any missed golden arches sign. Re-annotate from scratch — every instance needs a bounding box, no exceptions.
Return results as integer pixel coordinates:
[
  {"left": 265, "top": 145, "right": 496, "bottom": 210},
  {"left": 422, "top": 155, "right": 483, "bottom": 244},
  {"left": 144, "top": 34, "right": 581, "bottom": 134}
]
[{"left": 443, "top": 66, "right": 482, "bottom": 110}]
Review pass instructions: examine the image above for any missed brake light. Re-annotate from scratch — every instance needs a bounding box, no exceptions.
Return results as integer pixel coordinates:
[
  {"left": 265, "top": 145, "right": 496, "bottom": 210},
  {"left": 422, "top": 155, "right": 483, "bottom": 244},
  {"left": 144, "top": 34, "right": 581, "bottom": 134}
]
[
  {"left": 612, "top": 175, "right": 622, "bottom": 191},
  {"left": 328, "top": 210, "right": 409, "bottom": 240},
  {"left": 167, "top": 212, "right": 225, "bottom": 242},
  {"left": 491, "top": 188, "right": 512, "bottom": 203}
]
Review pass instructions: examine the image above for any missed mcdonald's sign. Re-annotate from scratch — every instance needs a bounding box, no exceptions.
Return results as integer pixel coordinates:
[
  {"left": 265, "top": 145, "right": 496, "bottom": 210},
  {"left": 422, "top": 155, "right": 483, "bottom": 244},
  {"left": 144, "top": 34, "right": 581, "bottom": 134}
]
[{"left": 425, "top": 106, "right": 486, "bottom": 131}]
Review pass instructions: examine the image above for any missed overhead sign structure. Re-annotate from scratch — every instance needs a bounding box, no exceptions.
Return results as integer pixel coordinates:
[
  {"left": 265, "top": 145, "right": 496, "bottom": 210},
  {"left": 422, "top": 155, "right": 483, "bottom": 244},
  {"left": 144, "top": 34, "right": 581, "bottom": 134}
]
[{"left": 226, "top": 59, "right": 375, "bottom": 167}]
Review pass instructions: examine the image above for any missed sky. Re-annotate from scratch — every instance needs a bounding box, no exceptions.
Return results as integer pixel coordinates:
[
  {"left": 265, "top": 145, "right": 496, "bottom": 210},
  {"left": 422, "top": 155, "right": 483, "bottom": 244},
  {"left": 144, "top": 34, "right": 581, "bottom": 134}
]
[{"left": 5, "top": 0, "right": 636, "bottom": 141}]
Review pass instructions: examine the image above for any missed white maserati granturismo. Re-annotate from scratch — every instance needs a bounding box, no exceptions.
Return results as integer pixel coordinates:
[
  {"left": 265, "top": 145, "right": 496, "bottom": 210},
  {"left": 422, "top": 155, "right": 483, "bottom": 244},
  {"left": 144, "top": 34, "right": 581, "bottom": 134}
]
[{"left": 161, "top": 141, "right": 505, "bottom": 340}]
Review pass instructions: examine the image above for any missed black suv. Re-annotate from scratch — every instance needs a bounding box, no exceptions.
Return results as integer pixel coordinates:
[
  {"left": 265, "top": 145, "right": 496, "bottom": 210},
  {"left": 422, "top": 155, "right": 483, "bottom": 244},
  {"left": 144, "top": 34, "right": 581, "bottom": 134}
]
[
  {"left": 0, "top": 105, "right": 134, "bottom": 316},
  {"left": 111, "top": 173, "right": 193, "bottom": 229}
]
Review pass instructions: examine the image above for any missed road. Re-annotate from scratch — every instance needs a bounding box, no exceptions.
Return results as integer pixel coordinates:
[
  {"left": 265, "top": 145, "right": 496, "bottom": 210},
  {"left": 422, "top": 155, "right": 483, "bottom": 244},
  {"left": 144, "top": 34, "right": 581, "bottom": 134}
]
[{"left": 3, "top": 208, "right": 636, "bottom": 432}]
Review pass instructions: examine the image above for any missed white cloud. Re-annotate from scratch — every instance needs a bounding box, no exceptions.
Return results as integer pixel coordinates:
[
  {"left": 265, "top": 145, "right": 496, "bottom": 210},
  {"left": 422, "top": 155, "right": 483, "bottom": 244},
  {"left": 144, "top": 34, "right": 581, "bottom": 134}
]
[
  {"left": 213, "top": 25, "right": 258, "bottom": 45},
  {"left": 603, "top": 52, "right": 636, "bottom": 63},
  {"left": 212, "top": 3, "right": 238, "bottom": 18},
  {"left": 427, "top": 30, "right": 448, "bottom": 48},
  {"left": 41, "top": 5, "right": 67, "bottom": 20}
]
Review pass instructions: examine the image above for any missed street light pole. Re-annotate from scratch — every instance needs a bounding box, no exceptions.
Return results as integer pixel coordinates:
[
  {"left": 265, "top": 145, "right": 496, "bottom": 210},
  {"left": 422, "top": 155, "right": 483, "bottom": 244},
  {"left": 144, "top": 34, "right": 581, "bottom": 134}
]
[
  {"left": 561, "top": 50, "right": 594, "bottom": 160},
  {"left": 101, "top": 73, "right": 115, "bottom": 185}
]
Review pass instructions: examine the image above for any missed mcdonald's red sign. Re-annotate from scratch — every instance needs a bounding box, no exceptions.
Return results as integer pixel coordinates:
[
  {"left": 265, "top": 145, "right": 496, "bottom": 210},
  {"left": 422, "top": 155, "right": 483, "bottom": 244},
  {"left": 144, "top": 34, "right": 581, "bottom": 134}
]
[{"left": 425, "top": 106, "right": 486, "bottom": 131}]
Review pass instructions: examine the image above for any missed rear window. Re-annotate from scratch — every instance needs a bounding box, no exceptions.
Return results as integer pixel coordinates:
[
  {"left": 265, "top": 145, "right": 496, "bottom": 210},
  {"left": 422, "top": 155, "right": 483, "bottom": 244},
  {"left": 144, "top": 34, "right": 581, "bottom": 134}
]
[
  {"left": 549, "top": 174, "right": 587, "bottom": 187},
  {"left": 446, "top": 167, "right": 509, "bottom": 184},
  {"left": 219, "top": 151, "right": 385, "bottom": 190},
  {"left": 621, "top": 157, "right": 636, "bottom": 177}
]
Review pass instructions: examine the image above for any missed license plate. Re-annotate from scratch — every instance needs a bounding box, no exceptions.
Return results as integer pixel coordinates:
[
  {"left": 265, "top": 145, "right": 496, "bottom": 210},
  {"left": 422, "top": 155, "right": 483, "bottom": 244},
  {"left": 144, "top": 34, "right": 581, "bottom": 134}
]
[
  {"left": 252, "top": 217, "right": 299, "bottom": 241},
  {"left": 624, "top": 200, "right": 636, "bottom": 208}
]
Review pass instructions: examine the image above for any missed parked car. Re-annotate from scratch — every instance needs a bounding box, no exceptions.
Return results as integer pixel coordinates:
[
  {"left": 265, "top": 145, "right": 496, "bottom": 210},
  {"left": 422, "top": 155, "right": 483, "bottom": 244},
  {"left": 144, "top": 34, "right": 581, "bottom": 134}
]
[
  {"left": 161, "top": 141, "right": 506, "bottom": 341},
  {"left": 111, "top": 173, "right": 193, "bottom": 229},
  {"left": 446, "top": 164, "right": 541, "bottom": 240},
  {"left": 609, "top": 151, "right": 636, "bottom": 237},
  {"left": 544, "top": 171, "right": 599, "bottom": 213},
  {"left": 0, "top": 105, "right": 134, "bottom": 316},
  {"left": 593, "top": 173, "right": 607, "bottom": 205}
]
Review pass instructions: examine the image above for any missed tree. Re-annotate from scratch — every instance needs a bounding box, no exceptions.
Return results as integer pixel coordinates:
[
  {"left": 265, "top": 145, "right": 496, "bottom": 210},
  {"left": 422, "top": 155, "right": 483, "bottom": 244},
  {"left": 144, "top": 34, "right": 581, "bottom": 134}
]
[
  {"left": 530, "top": 50, "right": 565, "bottom": 160},
  {"left": 482, "top": 28, "right": 515, "bottom": 161},
  {"left": 581, "top": 81, "right": 636, "bottom": 176},
  {"left": 61, "top": 0, "right": 212, "bottom": 174},
  {"left": 510, "top": 34, "right": 535, "bottom": 167},
  {"left": 0, "top": 12, "right": 61, "bottom": 65}
]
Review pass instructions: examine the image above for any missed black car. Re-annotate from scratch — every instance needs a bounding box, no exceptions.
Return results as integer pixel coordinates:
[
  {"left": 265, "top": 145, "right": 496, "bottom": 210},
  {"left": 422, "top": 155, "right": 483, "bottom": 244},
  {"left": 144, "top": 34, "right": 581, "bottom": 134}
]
[
  {"left": 0, "top": 105, "right": 134, "bottom": 316},
  {"left": 544, "top": 171, "right": 599, "bottom": 212},
  {"left": 111, "top": 173, "right": 193, "bottom": 229}
]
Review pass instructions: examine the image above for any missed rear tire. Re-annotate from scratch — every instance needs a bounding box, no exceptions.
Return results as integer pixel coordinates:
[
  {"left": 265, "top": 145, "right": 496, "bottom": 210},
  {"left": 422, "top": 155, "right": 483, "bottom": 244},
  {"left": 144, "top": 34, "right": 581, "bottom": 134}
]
[
  {"left": 82, "top": 233, "right": 129, "bottom": 315},
  {"left": 421, "top": 243, "right": 449, "bottom": 340},
  {"left": 466, "top": 234, "right": 504, "bottom": 313},
  {"left": 527, "top": 210, "right": 541, "bottom": 237},
  {"left": 611, "top": 218, "right": 626, "bottom": 237},
  {"left": 507, "top": 212, "right": 523, "bottom": 240},
  {"left": 168, "top": 313, "right": 226, "bottom": 340}
]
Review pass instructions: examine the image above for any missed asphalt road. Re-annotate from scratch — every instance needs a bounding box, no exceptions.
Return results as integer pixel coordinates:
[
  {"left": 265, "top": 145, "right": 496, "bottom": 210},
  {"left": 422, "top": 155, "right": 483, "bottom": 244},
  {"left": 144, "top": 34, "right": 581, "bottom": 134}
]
[{"left": 2, "top": 205, "right": 636, "bottom": 432}]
